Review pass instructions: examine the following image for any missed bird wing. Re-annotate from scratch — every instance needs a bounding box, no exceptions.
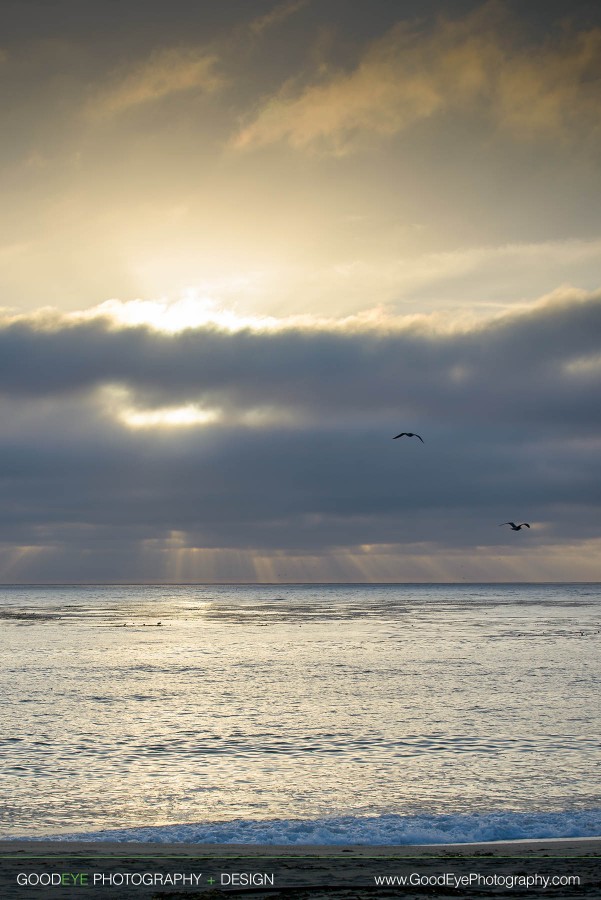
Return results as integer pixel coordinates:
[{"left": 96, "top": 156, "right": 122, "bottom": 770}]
[
  {"left": 416, "top": 434, "right": 424, "bottom": 442},
  {"left": 523, "top": 523, "right": 530, "bottom": 528},
  {"left": 393, "top": 433, "right": 408, "bottom": 439},
  {"left": 499, "top": 522, "right": 515, "bottom": 527}
]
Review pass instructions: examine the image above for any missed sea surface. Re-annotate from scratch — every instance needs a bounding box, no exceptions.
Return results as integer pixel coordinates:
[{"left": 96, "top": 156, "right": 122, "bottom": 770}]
[{"left": 1, "top": 583, "right": 600, "bottom": 844}]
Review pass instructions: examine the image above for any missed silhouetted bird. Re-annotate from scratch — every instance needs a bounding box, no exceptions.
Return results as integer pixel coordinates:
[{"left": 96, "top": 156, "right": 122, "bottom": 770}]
[
  {"left": 393, "top": 432, "right": 424, "bottom": 442},
  {"left": 499, "top": 522, "right": 530, "bottom": 531}
]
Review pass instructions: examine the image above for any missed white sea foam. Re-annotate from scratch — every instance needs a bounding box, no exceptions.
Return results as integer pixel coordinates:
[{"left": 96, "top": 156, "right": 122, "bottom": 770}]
[{"left": 40, "top": 810, "right": 601, "bottom": 845}]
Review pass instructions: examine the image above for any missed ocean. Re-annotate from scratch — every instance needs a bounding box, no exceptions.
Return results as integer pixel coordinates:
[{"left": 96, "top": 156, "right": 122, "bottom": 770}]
[{"left": 1, "top": 583, "right": 600, "bottom": 844}]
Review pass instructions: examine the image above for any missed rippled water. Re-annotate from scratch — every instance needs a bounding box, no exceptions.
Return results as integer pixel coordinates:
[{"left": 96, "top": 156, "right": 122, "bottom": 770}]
[{"left": 0, "top": 583, "right": 600, "bottom": 838}]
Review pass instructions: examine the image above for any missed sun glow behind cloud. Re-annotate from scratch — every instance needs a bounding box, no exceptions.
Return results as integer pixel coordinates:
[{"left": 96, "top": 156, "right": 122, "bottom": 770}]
[
  {"left": 72, "top": 288, "right": 408, "bottom": 335},
  {"left": 79, "top": 290, "right": 282, "bottom": 333},
  {"left": 121, "top": 405, "right": 219, "bottom": 429},
  {"left": 98, "top": 384, "right": 219, "bottom": 430},
  {"left": 101, "top": 384, "right": 302, "bottom": 433}
]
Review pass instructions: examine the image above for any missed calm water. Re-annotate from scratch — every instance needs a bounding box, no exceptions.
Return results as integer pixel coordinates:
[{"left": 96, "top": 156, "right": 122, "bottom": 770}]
[{"left": 0, "top": 583, "right": 600, "bottom": 840}]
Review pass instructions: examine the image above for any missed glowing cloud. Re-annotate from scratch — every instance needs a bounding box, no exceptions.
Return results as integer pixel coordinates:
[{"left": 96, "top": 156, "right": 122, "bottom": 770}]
[
  {"left": 88, "top": 47, "right": 223, "bottom": 119},
  {"left": 120, "top": 405, "right": 219, "bottom": 429},
  {"left": 77, "top": 292, "right": 283, "bottom": 334},
  {"left": 233, "top": 4, "right": 601, "bottom": 154}
]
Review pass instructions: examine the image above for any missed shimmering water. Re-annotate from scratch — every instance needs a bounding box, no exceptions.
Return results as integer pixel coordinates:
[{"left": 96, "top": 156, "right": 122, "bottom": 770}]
[{"left": 0, "top": 583, "right": 600, "bottom": 839}]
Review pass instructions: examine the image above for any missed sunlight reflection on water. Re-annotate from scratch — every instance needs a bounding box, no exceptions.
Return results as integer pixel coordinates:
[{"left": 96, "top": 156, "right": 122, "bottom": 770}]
[{"left": 1, "top": 583, "right": 600, "bottom": 836}]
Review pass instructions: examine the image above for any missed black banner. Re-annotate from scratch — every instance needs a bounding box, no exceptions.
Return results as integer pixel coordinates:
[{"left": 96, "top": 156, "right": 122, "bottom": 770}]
[{"left": 0, "top": 842, "right": 599, "bottom": 899}]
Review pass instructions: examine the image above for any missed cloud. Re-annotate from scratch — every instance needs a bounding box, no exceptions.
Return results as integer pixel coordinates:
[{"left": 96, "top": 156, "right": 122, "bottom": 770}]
[
  {"left": 87, "top": 47, "right": 223, "bottom": 119},
  {"left": 249, "top": 0, "right": 310, "bottom": 37},
  {"left": 495, "top": 25, "right": 601, "bottom": 138},
  {"left": 232, "top": 2, "right": 601, "bottom": 153},
  {"left": 287, "top": 238, "right": 601, "bottom": 316},
  {"left": 0, "top": 290, "right": 600, "bottom": 580},
  {"left": 1, "top": 288, "right": 600, "bottom": 426}
]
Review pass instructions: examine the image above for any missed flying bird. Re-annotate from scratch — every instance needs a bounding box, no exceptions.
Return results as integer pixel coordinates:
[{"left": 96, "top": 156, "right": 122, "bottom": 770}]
[
  {"left": 499, "top": 522, "right": 530, "bottom": 531},
  {"left": 393, "top": 432, "right": 424, "bottom": 442}
]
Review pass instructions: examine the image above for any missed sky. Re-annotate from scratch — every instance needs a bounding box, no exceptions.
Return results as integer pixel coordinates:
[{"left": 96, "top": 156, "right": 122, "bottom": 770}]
[{"left": 1, "top": 0, "right": 600, "bottom": 582}]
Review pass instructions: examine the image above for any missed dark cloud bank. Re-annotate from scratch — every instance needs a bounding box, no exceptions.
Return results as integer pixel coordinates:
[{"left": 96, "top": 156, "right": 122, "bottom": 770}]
[{"left": 1, "top": 292, "right": 600, "bottom": 580}]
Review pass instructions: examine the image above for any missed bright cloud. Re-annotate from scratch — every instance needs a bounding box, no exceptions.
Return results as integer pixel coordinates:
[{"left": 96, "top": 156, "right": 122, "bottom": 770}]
[{"left": 78, "top": 294, "right": 282, "bottom": 334}]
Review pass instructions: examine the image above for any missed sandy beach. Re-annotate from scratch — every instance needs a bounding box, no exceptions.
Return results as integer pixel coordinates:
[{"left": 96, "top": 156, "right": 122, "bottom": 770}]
[{"left": 1, "top": 837, "right": 599, "bottom": 898}]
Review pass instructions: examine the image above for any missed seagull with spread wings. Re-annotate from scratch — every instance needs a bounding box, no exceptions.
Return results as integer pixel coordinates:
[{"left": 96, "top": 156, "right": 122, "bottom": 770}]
[
  {"left": 499, "top": 522, "right": 530, "bottom": 531},
  {"left": 393, "top": 432, "right": 424, "bottom": 443}
]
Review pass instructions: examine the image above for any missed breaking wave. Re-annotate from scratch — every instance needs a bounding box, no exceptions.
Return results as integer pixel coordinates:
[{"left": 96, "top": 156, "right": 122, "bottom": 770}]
[{"left": 38, "top": 809, "right": 601, "bottom": 845}]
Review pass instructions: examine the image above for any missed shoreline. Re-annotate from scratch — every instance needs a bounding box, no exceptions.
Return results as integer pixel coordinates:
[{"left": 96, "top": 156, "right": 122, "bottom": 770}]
[{"left": 1, "top": 835, "right": 600, "bottom": 855}]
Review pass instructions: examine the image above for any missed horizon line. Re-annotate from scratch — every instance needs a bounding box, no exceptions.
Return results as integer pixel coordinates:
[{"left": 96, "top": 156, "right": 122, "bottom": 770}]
[{"left": 1, "top": 581, "right": 599, "bottom": 587}]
